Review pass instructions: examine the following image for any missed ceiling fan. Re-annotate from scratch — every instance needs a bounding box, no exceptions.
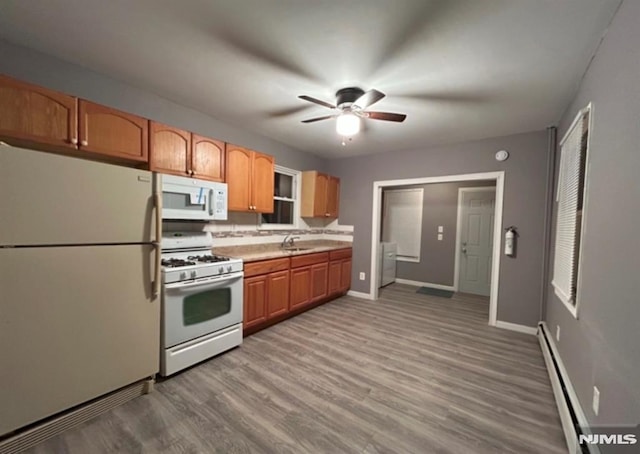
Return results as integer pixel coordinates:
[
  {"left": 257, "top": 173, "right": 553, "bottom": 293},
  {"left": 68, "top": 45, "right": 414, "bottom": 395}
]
[{"left": 299, "top": 87, "right": 407, "bottom": 137}]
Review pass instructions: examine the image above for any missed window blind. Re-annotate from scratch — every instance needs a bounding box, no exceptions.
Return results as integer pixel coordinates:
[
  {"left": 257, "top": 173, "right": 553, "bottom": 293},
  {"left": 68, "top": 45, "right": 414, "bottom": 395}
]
[
  {"left": 382, "top": 188, "right": 423, "bottom": 261},
  {"left": 552, "top": 110, "right": 586, "bottom": 305}
]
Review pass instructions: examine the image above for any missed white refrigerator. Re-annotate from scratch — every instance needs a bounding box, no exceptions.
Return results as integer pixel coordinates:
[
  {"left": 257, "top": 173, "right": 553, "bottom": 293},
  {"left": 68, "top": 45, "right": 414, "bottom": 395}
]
[{"left": 0, "top": 145, "right": 161, "bottom": 436}]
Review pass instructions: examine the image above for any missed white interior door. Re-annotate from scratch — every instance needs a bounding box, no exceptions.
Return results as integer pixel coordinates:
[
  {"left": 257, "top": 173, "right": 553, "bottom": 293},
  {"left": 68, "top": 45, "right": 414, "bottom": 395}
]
[{"left": 458, "top": 188, "right": 496, "bottom": 296}]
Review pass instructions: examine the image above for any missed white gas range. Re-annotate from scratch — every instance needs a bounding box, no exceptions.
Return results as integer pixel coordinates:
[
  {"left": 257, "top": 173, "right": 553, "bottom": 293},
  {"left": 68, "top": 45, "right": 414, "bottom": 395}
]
[{"left": 160, "top": 232, "right": 243, "bottom": 376}]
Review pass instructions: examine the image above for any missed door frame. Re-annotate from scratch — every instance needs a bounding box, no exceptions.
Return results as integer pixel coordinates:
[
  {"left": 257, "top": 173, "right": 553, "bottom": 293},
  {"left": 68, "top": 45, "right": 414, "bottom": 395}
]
[
  {"left": 370, "top": 171, "right": 504, "bottom": 326},
  {"left": 454, "top": 186, "right": 497, "bottom": 294}
]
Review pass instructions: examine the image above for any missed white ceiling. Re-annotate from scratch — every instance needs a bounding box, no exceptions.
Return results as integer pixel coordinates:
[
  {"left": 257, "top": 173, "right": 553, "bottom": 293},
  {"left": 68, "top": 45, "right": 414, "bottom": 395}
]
[{"left": 0, "top": 0, "right": 621, "bottom": 158}]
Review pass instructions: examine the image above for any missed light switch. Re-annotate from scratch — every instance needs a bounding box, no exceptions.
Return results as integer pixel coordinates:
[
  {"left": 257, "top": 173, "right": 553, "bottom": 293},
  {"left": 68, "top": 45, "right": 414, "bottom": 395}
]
[
  {"left": 437, "top": 233, "right": 443, "bottom": 241},
  {"left": 438, "top": 226, "right": 444, "bottom": 233}
]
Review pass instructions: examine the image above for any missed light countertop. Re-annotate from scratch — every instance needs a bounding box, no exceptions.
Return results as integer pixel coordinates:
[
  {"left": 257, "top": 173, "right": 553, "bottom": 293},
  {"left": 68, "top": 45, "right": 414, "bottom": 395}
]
[{"left": 213, "top": 240, "right": 352, "bottom": 263}]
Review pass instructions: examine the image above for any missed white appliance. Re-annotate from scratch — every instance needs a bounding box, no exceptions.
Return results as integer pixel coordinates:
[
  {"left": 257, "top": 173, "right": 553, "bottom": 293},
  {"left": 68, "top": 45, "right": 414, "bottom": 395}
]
[
  {"left": 379, "top": 242, "right": 397, "bottom": 287},
  {"left": 162, "top": 174, "right": 228, "bottom": 221},
  {"left": 0, "top": 144, "right": 161, "bottom": 436},
  {"left": 160, "top": 232, "right": 243, "bottom": 376}
]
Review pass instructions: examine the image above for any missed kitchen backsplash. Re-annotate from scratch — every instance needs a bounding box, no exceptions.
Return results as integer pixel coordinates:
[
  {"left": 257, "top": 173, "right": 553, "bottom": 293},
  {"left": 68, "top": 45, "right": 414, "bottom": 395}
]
[{"left": 164, "top": 212, "right": 353, "bottom": 247}]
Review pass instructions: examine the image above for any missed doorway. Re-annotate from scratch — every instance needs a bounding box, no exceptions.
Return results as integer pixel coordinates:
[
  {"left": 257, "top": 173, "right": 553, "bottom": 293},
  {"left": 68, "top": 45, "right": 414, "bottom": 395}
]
[
  {"left": 455, "top": 187, "right": 496, "bottom": 296},
  {"left": 370, "top": 172, "right": 504, "bottom": 327}
]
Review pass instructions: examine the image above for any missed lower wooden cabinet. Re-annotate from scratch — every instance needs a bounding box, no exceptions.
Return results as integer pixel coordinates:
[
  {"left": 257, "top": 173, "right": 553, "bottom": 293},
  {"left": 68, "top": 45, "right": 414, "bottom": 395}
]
[
  {"left": 310, "top": 262, "right": 329, "bottom": 302},
  {"left": 289, "top": 267, "right": 311, "bottom": 310},
  {"left": 244, "top": 275, "right": 268, "bottom": 330},
  {"left": 267, "top": 270, "right": 290, "bottom": 319},
  {"left": 243, "top": 248, "right": 351, "bottom": 335}
]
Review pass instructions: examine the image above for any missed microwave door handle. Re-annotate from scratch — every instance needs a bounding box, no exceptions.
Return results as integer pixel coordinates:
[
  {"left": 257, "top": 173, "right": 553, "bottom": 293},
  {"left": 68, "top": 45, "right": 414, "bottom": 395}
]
[{"left": 209, "top": 189, "right": 214, "bottom": 216}]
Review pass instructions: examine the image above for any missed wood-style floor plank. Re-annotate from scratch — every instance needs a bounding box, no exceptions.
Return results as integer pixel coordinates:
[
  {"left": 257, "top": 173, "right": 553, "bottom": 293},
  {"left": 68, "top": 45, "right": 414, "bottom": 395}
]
[{"left": 26, "top": 284, "right": 566, "bottom": 454}]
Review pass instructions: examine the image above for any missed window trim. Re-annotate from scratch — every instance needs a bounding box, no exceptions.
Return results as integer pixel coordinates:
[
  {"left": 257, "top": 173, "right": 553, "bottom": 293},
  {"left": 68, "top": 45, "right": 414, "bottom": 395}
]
[
  {"left": 258, "top": 165, "right": 301, "bottom": 230},
  {"left": 552, "top": 103, "right": 593, "bottom": 318}
]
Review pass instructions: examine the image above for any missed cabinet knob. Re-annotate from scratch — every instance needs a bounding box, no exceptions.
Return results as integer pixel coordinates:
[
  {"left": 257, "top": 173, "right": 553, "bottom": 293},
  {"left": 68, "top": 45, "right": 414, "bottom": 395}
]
[
  {"left": 191, "top": 170, "right": 196, "bottom": 176},
  {"left": 81, "top": 140, "right": 88, "bottom": 146},
  {"left": 70, "top": 138, "right": 78, "bottom": 145}
]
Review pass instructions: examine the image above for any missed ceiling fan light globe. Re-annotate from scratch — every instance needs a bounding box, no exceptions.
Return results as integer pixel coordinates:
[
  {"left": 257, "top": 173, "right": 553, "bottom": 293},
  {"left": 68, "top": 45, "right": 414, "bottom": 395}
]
[{"left": 336, "top": 113, "right": 360, "bottom": 136}]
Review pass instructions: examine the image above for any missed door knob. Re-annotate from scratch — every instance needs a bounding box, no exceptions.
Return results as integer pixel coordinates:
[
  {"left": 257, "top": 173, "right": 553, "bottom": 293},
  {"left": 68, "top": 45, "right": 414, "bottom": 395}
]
[{"left": 462, "top": 247, "right": 467, "bottom": 254}]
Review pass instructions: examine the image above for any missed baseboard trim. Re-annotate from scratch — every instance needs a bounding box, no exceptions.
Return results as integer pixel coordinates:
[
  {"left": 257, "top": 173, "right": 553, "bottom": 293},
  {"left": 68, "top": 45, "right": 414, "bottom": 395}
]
[
  {"left": 538, "top": 322, "right": 596, "bottom": 454},
  {"left": 346, "top": 290, "right": 374, "bottom": 300},
  {"left": 394, "top": 278, "right": 455, "bottom": 291},
  {"left": 495, "top": 320, "right": 537, "bottom": 336},
  {"left": 0, "top": 379, "right": 152, "bottom": 454}
]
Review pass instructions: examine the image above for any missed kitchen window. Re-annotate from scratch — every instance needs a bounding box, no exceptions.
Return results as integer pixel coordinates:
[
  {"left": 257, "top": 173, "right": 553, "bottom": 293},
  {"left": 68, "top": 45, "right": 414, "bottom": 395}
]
[
  {"left": 552, "top": 104, "right": 591, "bottom": 317},
  {"left": 260, "top": 166, "right": 300, "bottom": 229}
]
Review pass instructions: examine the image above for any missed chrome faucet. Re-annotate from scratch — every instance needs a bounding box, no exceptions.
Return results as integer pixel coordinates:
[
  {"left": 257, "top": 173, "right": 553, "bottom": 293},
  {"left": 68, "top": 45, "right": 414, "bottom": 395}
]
[{"left": 282, "top": 233, "right": 300, "bottom": 249}]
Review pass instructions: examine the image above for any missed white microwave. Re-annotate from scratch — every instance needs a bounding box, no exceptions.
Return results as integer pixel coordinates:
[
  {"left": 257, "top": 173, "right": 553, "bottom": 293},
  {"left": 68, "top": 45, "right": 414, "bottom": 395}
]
[{"left": 161, "top": 174, "right": 228, "bottom": 221}]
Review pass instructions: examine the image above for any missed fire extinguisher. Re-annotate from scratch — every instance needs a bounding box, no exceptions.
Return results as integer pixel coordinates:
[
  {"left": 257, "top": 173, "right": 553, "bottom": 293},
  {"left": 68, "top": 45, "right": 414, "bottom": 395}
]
[{"left": 504, "top": 226, "right": 517, "bottom": 257}]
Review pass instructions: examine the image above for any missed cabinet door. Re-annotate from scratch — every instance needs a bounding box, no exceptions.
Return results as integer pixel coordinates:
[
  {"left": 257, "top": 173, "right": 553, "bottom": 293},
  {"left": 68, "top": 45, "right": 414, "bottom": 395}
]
[
  {"left": 340, "top": 259, "right": 352, "bottom": 293},
  {"left": 79, "top": 100, "right": 148, "bottom": 162},
  {"left": 226, "top": 145, "right": 253, "bottom": 212},
  {"left": 328, "top": 260, "right": 342, "bottom": 295},
  {"left": 191, "top": 134, "right": 225, "bottom": 182},
  {"left": 244, "top": 275, "right": 268, "bottom": 329},
  {"left": 0, "top": 74, "right": 77, "bottom": 149},
  {"left": 314, "top": 173, "right": 329, "bottom": 217},
  {"left": 267, "top": 270, "right": 289, "bottom": 319},
  {"left": 326, "top": 176, "right": 340, "bottom": 218},
  {"left": 149, "top": 122, "right": 191, "bottom": 176},
  {"left": 289, "top": 267, "right": 311, "bottom": 310},
  {"left": 252, "top": 151, "right": 275, "bottom": 213},
  {"left": 310, "top": 262, "right": 329, "bottom": 303}
]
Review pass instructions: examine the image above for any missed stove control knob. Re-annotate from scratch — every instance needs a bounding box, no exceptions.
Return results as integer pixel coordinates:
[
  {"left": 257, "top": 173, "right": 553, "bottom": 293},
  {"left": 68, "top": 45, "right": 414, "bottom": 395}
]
[
  {"left": 227, "top": 266, "right": 233, "bottom": 273},
  {"left": 190, "top": 270, "right": 198, "bottom": 279},
  {"left": 180, "top": 271, "right": 188, "bottom": 280},
  {"left": 218, "top": 266, "right": 224, "bottom": 274}
]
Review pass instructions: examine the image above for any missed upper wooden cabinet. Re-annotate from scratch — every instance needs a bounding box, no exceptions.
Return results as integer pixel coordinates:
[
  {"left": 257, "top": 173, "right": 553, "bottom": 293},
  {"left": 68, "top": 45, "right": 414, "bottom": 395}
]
[
  {"left": 301, "top": 171, "right": 340, "bottom": 218},
  {"left": 226, "top": 144, "right": 274, "bottom": 213},
  {"left": 79, "top": 100, "right": 148, "bottom": 162},
  {"left": 192, "top": 134, "right": 225, "bottom": 182},
  {"left": 0, "top": 74, "right": 77, "bottom": 150},
  {"left": 149, "top": 122, "right": 191, "bottom": 176}
]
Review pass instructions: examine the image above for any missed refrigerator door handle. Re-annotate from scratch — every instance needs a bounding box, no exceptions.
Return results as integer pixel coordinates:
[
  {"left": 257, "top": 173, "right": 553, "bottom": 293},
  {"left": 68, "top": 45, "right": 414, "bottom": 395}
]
[{"left": 152, "top": 193, "right": 162, "bottom": 298}]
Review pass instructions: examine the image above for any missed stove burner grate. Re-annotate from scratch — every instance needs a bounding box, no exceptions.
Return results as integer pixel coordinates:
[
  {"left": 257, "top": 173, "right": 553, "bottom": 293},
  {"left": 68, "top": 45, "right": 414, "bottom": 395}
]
[{"left": 161, "top": 258, "right": 196, "bottom": 268}]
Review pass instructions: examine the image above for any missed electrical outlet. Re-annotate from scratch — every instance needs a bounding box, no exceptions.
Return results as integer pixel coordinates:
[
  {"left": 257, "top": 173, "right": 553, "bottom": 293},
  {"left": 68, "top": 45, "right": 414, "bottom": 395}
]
[
  {"left": 437, "top": 233, "right": 443, "bottom": 241},
  {"left": 438, "top": 226, "right": 444, "bottom": 233},
  {"left": 556, "top": 325, "right": 561, "bottom": 342},
  {"left": 592, "top": 386, "right": 600, "bottom": 415},
  {"left": 359, "top": 272, "right": 366, "bottom": 280}
]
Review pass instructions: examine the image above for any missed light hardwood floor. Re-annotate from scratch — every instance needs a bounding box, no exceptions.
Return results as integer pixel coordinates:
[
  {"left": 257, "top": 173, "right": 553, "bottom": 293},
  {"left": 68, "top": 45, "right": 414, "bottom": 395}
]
[{"left": 28, "top": 284, "right": 566, "bottom": 453}]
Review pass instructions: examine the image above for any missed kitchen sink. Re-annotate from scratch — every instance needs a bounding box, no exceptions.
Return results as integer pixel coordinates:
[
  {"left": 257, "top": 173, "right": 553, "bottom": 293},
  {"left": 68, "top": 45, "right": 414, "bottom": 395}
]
[{"left": 283, "top": 247, "right": 313, "bottom": 252}]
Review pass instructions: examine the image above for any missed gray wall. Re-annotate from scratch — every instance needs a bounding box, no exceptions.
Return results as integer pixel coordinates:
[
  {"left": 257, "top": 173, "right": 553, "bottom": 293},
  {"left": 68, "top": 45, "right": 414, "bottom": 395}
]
[
  {"left": 328, "top": 130, "right": 550, "bottom": 327},
  {"left": 385, "top": 181, "right": 495, "bottom": 287},
  {"left": 544, "top": 0, "right": 640, "bottom": 425},
  {"left": 0, "top": 40, "right": 326, "bottom": 172}
]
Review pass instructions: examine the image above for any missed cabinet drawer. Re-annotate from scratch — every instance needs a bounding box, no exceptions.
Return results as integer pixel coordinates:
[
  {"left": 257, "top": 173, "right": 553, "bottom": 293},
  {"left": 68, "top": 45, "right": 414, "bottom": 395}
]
[
  {"left": 329, "top": 248, "right": 352, "bottom": 260},
  {"left": 244, "top": 257, "right": 290, "bottom": 278},
  {"left": 291, "top": 252, "right": 329, "bottom": 268}
]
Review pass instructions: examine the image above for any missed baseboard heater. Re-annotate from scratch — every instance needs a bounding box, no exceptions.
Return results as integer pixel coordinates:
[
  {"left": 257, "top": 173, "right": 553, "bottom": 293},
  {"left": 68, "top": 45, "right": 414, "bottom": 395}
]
[
  {"left": 0, "top": 379, "right": 153, "bottom": 454},
  {"left": 538, "top": 322, "right": 596, "bottom": 454}
]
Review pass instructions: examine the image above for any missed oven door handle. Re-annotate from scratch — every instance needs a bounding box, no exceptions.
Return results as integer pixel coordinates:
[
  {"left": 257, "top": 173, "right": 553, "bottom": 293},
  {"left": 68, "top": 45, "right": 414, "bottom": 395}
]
[{"left": 164, "top": 271, "right": 244, "bottom": 290}]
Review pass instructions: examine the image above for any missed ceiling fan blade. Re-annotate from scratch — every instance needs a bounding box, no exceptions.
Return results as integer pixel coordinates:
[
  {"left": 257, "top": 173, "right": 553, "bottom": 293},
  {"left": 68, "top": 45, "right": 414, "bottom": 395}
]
[
  {"left": 298, "top": 95, "right": 336, "bottom": 110},
  {"left": 301, "top": 115, "right": 336, "bottom": 123},
  {"left": 353, "top": 89, "right": 385, "bottom": 109},
  {"left": 365, "top": 111, "right": 407, "bottom": 122}
]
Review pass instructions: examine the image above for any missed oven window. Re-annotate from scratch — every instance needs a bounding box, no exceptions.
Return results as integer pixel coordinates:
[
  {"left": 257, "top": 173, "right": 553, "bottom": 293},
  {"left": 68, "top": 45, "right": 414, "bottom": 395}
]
[{"left": 183, "top": 288, "right": 232, "bottom": 325}]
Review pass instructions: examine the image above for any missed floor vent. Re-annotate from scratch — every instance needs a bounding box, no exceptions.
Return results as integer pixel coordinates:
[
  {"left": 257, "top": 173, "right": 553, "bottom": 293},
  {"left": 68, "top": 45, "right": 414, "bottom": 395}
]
[
  {"left": 0, "top": 379, "right": 152, "bottom": 454},
  {"left": 538, "top": 322, "right": 594, "bottom": 454}
]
